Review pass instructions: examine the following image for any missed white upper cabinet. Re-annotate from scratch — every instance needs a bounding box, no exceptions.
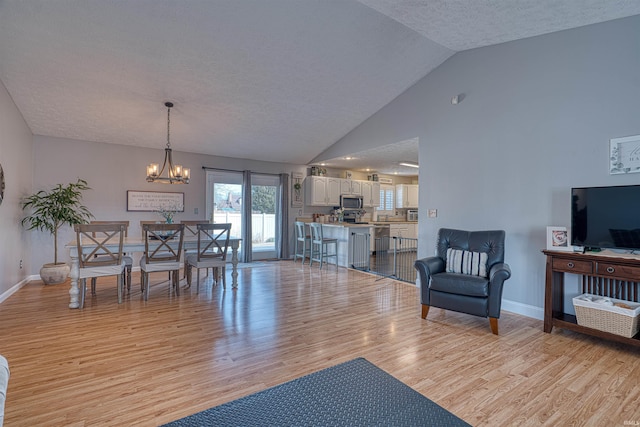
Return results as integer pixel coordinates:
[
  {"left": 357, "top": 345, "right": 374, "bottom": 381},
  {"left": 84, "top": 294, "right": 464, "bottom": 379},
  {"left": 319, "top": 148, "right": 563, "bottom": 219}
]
[
  {"left": 340, "top": 179, "right": 351, "bottom": 194},
  {"left": 326, "top": 177, "right": 341, "bottom": 206},
  {"left": 349, "top": 180, "right": 362, "bottom": 195},
  {"left": 306, "top": 176, "right": 380, "bottom": 207},
  {"left": 360, "top": 181, "right": 380, "bottom": 207},
  {"left": 305, "top": 176, "right": 327, "bottom": 206},
  {"left": 306, "top": 176, "right": 342, "bottom": 206},
  {"left": 340, "top": 179, "right": 362, "bottom": 195},
  {"left": 395, "top": 184, "right": 419, "bottom": 209}
]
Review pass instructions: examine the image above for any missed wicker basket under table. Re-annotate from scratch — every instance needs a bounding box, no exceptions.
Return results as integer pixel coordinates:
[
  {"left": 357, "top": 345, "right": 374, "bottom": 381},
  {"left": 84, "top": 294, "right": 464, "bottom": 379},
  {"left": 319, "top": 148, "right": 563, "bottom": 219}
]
[{"left": 573, "top": 293, "right": 640, "bottom": 338}]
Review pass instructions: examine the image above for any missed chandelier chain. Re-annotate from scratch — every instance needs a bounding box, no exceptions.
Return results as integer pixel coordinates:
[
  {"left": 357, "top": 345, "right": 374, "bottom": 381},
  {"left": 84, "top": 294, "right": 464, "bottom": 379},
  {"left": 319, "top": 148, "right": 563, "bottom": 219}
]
[{"left": 166, "top": 105, "right": 171, "bottom": 149}]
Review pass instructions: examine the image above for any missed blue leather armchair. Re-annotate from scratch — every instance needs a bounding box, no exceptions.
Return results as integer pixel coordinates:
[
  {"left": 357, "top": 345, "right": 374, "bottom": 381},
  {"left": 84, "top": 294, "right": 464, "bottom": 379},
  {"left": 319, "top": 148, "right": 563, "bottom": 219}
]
[{"left": 414, "top": 228, "right": 511, "bottom": 334}]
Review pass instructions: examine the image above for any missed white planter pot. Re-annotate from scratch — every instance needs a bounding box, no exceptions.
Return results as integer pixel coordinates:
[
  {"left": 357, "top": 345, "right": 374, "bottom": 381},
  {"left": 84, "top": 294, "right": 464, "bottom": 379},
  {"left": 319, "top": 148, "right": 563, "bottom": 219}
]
[{"left": 40, "top": 263, "right": 70, "bottom": 285}]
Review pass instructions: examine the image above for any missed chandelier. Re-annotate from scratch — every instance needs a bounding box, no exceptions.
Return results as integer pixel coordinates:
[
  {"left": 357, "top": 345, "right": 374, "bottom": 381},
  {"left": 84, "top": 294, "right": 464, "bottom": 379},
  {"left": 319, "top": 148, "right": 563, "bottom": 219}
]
[{"left": 146, "top": 102, "right": 190, "bottom": 184}]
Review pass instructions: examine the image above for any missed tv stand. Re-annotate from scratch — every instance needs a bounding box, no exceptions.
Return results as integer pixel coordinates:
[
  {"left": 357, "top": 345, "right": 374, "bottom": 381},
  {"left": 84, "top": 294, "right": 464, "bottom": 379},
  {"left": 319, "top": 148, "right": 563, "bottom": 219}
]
[{"left": 543, "top": 250, "right": 640, "bottom": 347}]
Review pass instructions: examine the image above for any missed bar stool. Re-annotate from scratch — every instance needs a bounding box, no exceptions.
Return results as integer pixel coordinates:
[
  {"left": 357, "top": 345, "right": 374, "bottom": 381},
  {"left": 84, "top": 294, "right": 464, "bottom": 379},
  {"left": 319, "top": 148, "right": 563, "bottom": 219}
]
[
  {"left": 309, "top": 222, "right": 338, "bottom": 269},
  {"left": 294, "top": 221, "right": 311, "bottom": 264}
]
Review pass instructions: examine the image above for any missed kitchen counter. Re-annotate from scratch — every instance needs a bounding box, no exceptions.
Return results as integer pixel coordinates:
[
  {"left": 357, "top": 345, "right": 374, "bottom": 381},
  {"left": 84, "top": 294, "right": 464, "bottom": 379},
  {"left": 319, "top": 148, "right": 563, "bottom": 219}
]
[
  {"left": 322, "top": 223, "right": 371, "bottom": 227},
  {"left": 370, "top": 221, "right": 418, "bottom": 225}
]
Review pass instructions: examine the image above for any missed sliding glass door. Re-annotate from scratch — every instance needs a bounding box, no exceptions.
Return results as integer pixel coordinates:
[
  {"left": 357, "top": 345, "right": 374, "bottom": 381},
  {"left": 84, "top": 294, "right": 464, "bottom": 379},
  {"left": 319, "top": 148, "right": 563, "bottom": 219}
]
[
  {"left": 205, "top": 170, "right": 283, "bottom": 262},
  {"left": 206, "top": 170, "right": 244, "bottom": 258},
  {"left": 251, "top": 174, "right": 279, "bottom": 260}
]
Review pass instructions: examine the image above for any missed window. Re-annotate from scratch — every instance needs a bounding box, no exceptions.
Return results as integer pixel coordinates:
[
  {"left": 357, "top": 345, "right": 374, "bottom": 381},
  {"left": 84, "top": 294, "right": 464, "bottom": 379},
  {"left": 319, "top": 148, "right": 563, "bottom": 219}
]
[{"left": 378, "top": 184, "right": 394, "bottom": 215}]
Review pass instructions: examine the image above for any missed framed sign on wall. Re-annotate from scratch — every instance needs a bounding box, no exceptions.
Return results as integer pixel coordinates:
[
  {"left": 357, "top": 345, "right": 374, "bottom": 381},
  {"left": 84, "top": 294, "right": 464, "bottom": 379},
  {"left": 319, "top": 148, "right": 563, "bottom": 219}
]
[
  {"left": 126, "top": 190, "right": 184, "bottom": 212},
  {"left": 610, "top": 134, "right": 640, "bottom": 174}
]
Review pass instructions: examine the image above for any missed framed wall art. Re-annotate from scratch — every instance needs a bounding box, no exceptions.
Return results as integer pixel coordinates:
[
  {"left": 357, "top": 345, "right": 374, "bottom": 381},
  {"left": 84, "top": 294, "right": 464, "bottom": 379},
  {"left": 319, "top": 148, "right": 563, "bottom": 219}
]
[
  {"left": 126, "top": 190, "right": 184, "bottom": 212},
  {"left": 610, "top": 134, "right": 640, "bottom": 174}
]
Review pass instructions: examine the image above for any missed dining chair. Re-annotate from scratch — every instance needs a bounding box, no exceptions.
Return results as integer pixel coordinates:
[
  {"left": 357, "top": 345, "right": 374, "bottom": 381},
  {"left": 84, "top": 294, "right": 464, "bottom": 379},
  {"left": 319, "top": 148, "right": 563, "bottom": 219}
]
[
  {"left": 74, "top": 223, "right": 126, "bottom": 308},
  {"left": 140, "top": 220, "right": 170, "bottom": 285},
  {"left": 89, "top": 220, "right": 132, "bottom": 293},
  {"left": 140, "top": 223, "right": 185, "bottom": 301},
  {"left": 309, "top": 222, "right": 338, "bottom": 270},
  {"left": 294, "top": 221, "right": 311, "bottom": 264},
  {"left": 185, "top": 223, "right": 231, "bottom": 293},
  {"left": 139, "top": 221, "right": 161, "bottom": 239},
  {"left": 180, "top": 220, "right": 211, "bottom": 278}
]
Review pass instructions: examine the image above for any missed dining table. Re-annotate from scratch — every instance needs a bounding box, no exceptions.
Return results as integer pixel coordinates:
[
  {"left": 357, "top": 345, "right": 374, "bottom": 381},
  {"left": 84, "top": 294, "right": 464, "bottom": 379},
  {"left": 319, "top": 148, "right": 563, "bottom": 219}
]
[{"left": 65, "top": 236, "right": 241, "bottom": 309}]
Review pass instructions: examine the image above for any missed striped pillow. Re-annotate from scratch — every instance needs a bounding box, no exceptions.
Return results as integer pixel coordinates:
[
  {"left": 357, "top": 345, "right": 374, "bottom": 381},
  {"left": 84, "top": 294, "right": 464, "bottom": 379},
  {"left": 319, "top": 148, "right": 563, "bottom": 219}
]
[{"left": 446, "top": 248, "right": 488, "bottom": 277}]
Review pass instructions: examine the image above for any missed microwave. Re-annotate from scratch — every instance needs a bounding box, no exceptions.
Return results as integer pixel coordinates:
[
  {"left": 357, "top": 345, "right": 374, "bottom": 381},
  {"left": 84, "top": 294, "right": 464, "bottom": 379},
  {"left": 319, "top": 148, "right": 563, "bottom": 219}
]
[{"left": 340, "top": 195, "right": 363, "bottom": 210}]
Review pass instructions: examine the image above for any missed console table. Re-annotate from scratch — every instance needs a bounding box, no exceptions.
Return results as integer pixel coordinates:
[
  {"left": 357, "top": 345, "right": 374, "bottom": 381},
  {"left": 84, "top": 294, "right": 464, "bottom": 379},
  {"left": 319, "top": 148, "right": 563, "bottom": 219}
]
[{"left": 543, "top": 250, "right": 640, "bottom": 347}]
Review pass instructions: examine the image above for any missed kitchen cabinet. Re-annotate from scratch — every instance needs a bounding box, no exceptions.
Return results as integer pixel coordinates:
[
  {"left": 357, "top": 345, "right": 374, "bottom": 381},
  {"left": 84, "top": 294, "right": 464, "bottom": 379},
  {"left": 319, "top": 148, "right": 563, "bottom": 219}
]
[
  {"left": 360, "top": 181, "right": 380, "bottom": 208},
  {"left": 396, "top": 184, "right": 419, "bottom": 209},
  {"left": 389, "top": 223, "right": 417, "bottom": 239},
  {"left": 326, "top": 177, "right": 341, "bottom": 205},
  {"left": 340, "top": 179, "right": 362, "bottom": 195},
  {"left": 305, "top": 176, "right": 341, "bottom": 206}
]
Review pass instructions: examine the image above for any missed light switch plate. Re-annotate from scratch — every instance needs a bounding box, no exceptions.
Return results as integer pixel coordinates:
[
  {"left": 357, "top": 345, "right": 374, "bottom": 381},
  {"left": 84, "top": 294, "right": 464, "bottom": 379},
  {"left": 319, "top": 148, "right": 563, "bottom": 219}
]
[{"left": 428, "top": 209, "right": 437, "bottom": 218}]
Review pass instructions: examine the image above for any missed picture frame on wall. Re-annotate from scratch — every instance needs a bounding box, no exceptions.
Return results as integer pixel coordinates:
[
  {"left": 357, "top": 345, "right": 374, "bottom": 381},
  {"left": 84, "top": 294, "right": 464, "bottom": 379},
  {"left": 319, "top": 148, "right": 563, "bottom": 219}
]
[
  {"left": 546, "top": 226, "right": 572, "bottom": 251},
  {"left": 610, "top": 134, "right": 640, "bottom": 175},
  {"left": 291, "top": 171, "right": 303, "bottom": 207},
  {"left": 126, "top": 190, "right": 184, "bottom": 212}
]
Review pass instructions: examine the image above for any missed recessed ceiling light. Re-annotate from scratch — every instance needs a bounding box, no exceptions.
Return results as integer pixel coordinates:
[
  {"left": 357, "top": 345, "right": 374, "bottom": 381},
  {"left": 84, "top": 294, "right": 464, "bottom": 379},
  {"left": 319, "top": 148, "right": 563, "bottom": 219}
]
[
  {"left": 399, "top": 162, "right": 419, "bottom": 168},
  {"left": 320, "top": 163, "right": 326, "bottom": 166},
  {"left": 344, "top": 157, "right": 352, "bottom": 160}
]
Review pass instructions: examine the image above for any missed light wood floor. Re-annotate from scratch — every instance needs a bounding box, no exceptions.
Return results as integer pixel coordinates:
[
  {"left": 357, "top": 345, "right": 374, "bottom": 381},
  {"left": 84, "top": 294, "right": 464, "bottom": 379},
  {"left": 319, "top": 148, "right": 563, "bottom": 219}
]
[{"left": 1, "top": 261, "right": 639, "bottom": 426}]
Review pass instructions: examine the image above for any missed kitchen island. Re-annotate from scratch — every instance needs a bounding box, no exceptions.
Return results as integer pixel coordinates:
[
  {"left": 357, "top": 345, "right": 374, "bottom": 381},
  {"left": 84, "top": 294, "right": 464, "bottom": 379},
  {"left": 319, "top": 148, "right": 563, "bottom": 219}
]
[{"left": 308, "top": 222, "right": 371, "bottom": 268}]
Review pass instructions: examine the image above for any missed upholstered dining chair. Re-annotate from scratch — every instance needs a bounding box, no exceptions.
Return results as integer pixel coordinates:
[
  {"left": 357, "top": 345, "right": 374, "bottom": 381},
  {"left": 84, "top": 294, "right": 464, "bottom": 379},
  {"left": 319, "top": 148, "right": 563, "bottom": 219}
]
[
  {"left": 309, "top": 222, "right": 338, "bottom": 269},
  {"left": 414, "top": 228, "right": 511, "bottom": 335},
  {"left": 185, "top": 223, "right": 231, "bottom": 293},
  {"left": 74, "top": 223, "right": 126, "bottom": 308},
  {"left": 140, "top": 223, "right": 184, "bottom": 301},
  {"left": 294, "top": 221, "right": 311, "bottom": 264},
  {"left": 89, "top": 220, "right": 132, "bottom": 294},
  {"left": 181, "top": 220, "right": 211, "bottom": 278}
]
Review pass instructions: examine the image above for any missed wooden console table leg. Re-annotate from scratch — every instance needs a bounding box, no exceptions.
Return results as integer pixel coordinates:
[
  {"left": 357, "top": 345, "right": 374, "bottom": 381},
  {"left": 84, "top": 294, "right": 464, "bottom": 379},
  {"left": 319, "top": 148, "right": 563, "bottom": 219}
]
[{"left": 544, "top": 255, "right": 554, "bottom": 333}]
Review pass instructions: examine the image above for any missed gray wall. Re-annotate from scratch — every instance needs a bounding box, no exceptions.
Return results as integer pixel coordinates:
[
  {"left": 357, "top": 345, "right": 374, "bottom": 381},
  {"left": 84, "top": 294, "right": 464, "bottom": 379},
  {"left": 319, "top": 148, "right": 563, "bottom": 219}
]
[
  {"left": 0, "top": 79, "right": 33, "bottom": 296},
  {"left": 326, "top": 16, "right": 640, "bottom": 318},
  {"left": 30, "top": 135, "right": 307, "bottom": 273}
]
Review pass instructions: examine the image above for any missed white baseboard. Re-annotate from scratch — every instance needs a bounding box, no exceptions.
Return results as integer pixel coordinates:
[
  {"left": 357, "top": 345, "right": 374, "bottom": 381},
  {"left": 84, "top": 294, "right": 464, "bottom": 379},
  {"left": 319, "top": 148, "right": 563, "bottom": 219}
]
[
  {"left": 502, "top": 298, "right": 544, "bottom": 320},
  {"left": 0, "top": 276, "right": 36, "bottom": 304}
]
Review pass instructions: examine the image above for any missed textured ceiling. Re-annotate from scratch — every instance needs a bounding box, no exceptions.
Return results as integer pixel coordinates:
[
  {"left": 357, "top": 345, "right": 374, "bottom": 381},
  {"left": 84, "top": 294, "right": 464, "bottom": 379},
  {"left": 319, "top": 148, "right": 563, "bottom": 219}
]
[{"left": 0, "top": 1, "right": 638, "bottom": 175}]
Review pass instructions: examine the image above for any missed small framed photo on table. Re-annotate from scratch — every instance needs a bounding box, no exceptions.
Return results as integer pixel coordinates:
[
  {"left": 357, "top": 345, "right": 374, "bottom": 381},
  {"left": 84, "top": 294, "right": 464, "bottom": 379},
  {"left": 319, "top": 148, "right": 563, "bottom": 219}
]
[{"left": 547, "top": 226, "right": 571, "bottom": 251}]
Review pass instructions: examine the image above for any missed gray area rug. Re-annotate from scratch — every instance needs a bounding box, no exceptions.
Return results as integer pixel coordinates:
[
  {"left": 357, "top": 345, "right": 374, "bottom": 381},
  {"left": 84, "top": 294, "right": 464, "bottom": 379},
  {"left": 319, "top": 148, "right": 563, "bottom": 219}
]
[{"left": 162, "top": 357, "right": 470, "bottom": 426}]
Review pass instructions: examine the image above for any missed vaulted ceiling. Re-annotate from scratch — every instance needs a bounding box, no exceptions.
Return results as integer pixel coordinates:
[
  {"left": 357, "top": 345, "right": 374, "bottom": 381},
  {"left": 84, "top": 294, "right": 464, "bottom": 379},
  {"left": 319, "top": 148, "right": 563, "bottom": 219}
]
[{"left": 0, "top": 1, "right": 638, "bottom": 175}]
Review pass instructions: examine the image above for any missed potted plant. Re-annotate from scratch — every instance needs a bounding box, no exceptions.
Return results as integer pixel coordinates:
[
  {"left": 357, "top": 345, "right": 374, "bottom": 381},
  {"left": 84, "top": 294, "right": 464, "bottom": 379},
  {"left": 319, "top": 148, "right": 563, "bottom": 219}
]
[{"left": 21, "top": 179, "right": 93, "bottom": 284}]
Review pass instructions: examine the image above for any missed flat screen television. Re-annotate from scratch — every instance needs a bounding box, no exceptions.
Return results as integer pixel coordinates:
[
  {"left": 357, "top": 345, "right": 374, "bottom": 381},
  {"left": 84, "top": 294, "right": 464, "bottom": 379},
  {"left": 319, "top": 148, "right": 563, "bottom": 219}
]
[{"left": 571, "top": 185, "right": 640, "bottom": 251}]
